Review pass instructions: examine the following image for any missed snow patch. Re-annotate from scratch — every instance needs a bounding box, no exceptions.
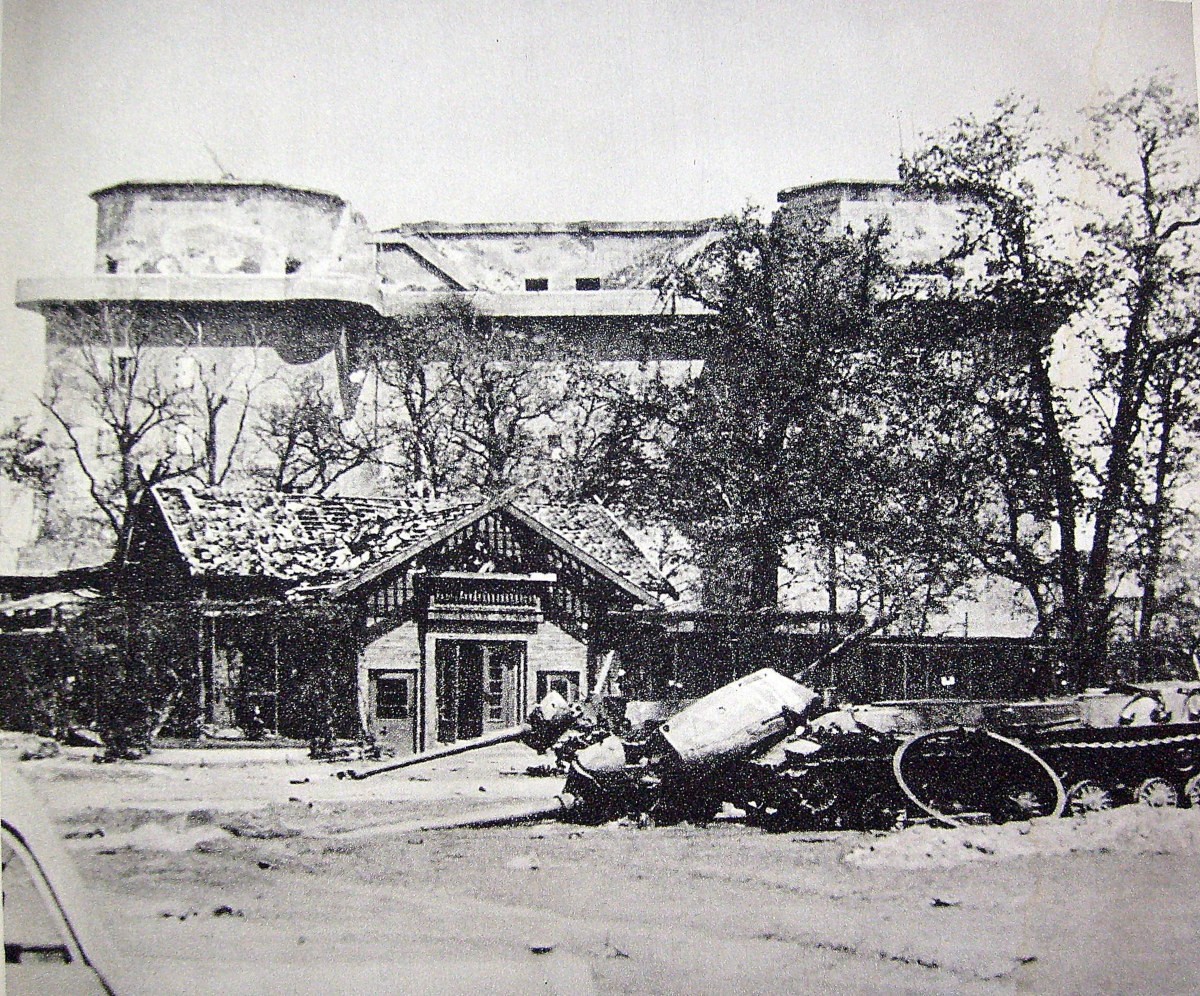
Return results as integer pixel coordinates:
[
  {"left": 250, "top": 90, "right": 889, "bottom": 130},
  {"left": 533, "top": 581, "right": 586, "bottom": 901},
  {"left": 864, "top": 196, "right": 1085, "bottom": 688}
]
[{"left": 845, "top": 807, "right": 1200, "bottom": 870}]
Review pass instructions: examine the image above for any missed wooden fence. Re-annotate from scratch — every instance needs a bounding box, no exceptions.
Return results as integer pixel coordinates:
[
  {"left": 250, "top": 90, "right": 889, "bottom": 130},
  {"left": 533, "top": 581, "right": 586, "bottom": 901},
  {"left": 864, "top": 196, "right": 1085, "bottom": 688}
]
[{"left": 609, "top": 613, "right": 1194, "bottom": 703}]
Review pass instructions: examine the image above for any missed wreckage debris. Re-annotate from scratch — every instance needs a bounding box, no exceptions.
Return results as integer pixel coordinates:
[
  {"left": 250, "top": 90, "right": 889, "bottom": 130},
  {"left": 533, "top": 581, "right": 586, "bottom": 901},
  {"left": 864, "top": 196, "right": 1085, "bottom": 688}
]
[
  {"left": 730, "top": 680, "right": 1200, "bottom": 833},
  {"left": 329, "top": 667, "right": 1200, "bottom": 838},
  {"left": 330, "top": 669, "right": 822, "bottom": 835},
  {"left": 335, "top": 689, "right": 590, "bottom": 781}
]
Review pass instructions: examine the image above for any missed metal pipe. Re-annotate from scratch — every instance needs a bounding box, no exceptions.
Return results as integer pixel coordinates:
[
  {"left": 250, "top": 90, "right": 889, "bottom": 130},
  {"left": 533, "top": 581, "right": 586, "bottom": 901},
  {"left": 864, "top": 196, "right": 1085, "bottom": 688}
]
[
  {"left": 329, "top": 793, "right": 579, "bottom": 839},
  {"left": 336, "top": 724, "right": 532, "bottom": 780},
  {"left": 793, "top": 614, "right": 893, "bottom": 683}
]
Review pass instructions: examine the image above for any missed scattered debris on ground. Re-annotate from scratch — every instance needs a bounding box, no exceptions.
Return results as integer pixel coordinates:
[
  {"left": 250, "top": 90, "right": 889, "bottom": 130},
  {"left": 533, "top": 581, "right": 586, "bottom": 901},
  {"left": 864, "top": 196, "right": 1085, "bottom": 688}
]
[
  {"left": 16, "top": 737, "right": 1200, "bottom": 994},
  {"left": 212, "top": 905, "right": 244, "bottom": 918},
  {"left": 220, "top": 815, "right": 302, "bottom": 839},
  {"left": 0, "top": 731, "right": 62, "bottom": 760}
]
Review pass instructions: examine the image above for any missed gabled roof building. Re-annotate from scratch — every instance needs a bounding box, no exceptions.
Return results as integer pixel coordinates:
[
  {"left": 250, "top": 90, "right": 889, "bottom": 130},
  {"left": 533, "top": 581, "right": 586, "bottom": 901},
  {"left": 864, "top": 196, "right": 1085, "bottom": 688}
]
[{"left": 122, "top": 485, "right": 672, "bottom": 751}]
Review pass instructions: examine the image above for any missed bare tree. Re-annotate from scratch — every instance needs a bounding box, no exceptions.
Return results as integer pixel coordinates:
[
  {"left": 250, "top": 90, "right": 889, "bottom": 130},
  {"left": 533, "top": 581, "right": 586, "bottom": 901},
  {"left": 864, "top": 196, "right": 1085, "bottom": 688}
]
[
  {"left": 440, "top": 352, "right": 569, "bottom": 489},
  {"left": 357, "top": 298, "right": 645, "bottom": 497},
  {"left": 540, "top": 364, "right": 678, "bottom": 504},
  {"left": 357, "top": 299, "right": 465, "bottom": 493},
  {"left": 252, "top": 372, "right": 377, "bottom": 494},
  {"left": 43, "top": 304, "right": 198, "bottom": 554},
  {"left": 174, "top": 316, "right": 270, "bottom": 488}
]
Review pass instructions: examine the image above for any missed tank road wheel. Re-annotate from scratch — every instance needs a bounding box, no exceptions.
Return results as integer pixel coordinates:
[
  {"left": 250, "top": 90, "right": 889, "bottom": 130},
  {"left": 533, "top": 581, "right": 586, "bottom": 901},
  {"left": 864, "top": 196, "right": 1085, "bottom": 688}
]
[
  {"left": 751, "top": 772, "right": 824, "bottom": 832},
  {"left": 1005, "top": 790, "right": 1045, "bottom": 818},
  {"left": 1185, "top": 774, "right": 1200, "bottom": 809},
  {"left": 1134, "top": 777, "right": 1180, "bottom": 808},
  {"left": 1066, "top": 780, "right": 1114, "bottom": 815},
  {"left": 795, "top": 771, "right": 840, "bottom": 818},
  {"left": 1171, "top": 744, "right": 1200, "bottom": 777}
]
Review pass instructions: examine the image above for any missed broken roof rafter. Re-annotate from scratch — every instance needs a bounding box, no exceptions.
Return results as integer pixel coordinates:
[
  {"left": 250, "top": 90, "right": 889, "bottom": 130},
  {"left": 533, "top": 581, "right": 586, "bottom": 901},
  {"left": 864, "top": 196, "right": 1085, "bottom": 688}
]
[{"left": 502, "top": 503, "right": 665, "bottom": 606}]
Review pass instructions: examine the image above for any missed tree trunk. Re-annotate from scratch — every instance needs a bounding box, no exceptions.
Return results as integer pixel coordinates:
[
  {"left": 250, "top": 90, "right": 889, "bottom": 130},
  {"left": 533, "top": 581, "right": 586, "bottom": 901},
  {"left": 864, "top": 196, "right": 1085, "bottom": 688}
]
[
  {"left": 825, "top": 537, "right": 838, "bottom": 616},
  {"left": 1138, "top": 362, "right": 1182, "bottom": 641},
  {"left": 748, "top": 531, "right": 781, "bottom": 610},
  {"left": 1073, "top": 291, "right": 1154, "bottom": 690},
  {"left": 206, "top": 406, "right": 220, "bottom": 486}
]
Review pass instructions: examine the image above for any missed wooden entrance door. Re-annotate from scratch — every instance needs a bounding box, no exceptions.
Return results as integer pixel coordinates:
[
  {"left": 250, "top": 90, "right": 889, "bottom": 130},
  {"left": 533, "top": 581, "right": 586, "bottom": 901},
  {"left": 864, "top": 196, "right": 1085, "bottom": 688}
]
[
  {"left": 434, "top": 640, "right": 523, "bottom": 742},
  {"left": 368, "top": 670, "right": 417, "bottom": 753}
]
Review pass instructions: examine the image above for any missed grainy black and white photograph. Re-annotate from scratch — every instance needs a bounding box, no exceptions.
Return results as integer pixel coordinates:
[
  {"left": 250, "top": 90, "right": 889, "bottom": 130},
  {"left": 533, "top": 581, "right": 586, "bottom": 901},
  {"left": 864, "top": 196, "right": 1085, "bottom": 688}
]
[{"left": 2, "top": 0, "right": 1200, "bottom": 992}]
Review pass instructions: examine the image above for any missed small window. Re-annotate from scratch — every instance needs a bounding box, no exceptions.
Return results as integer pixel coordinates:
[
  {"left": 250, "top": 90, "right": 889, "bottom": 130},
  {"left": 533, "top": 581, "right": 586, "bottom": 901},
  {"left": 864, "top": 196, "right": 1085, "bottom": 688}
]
[
  {"left": 285, "top": 257, "right": 302, "bottom": 275},
  {"left": 115, "top": 355, "right": 134, "bottom": 390},
  {"left": 537, "top": 671, "right": 580, "bottom": 703},
  {"left": 105, "top": 256, "right": 119, "bottom": 274},
  {"left": 524, "top": 277, "right": 549, "bottom": 292},
  {"left": 375, "top": 676, "right": 411, "bottom": 720},
  {"left": 575, "top": 277, "right": 601, "bottom": 291}
]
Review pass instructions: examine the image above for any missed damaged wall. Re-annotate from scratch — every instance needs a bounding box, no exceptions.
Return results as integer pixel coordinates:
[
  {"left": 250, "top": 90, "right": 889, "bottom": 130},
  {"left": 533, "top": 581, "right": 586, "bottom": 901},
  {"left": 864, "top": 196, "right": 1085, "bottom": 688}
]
[
  {"left": 93, "top": 181, "right": 375, "bottom": 280},
  {"left": 376, "top": 223, "right": 718, "bottom": 293}
]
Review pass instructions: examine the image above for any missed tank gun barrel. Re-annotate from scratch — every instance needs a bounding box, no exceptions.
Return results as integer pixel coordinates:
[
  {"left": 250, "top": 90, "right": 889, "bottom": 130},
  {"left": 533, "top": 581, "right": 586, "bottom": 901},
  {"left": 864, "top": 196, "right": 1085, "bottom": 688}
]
[
  {"left": 330, "top": 794, "right": 580, "bottom": 839},
  {"left": 337, "top": 725, "right": 533, "bottom": 780},
  {"left": 336, "top": 690, "right": 578, "bottom": 781}
]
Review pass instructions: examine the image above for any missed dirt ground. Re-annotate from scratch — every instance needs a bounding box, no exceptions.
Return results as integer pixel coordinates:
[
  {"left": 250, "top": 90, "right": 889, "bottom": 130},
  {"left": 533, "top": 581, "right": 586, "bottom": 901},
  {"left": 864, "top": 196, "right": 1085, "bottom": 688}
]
[{"left": 8, "top": 738, "right": 1200, "bottom": 995}]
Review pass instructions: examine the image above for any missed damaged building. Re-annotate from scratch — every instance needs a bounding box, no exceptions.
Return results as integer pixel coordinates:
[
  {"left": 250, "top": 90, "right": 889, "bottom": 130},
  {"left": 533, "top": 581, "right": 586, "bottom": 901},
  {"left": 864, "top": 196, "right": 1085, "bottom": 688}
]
[
  {"left": 118, "top": 484, "right": 672, "bottom": 751},
  {"left": 11, "top": 176, "right": 967, "bottom": 562},
  {"left": 15, "top": 177, "right": 721, "bottom": 407}
]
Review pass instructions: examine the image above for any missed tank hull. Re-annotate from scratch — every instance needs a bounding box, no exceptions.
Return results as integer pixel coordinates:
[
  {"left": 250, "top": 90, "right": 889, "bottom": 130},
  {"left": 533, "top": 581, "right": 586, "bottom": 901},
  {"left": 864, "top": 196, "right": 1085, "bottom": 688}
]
[{"left": 733, "top": 683, "right": 1200, "bottom": 830}]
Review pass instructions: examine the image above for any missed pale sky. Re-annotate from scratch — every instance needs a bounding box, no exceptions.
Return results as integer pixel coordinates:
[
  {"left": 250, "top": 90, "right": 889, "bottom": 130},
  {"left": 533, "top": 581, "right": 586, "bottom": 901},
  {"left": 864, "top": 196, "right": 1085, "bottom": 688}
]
[{"left": 1, "top": 0, "right": 1197, "bottom": 414}]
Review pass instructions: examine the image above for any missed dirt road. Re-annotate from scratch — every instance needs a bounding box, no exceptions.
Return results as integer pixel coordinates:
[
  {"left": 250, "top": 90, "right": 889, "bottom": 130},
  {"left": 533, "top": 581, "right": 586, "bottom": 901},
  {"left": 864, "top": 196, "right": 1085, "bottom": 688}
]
[{"left": 12, "top": 741, "right": 1200, "bottom": 994}]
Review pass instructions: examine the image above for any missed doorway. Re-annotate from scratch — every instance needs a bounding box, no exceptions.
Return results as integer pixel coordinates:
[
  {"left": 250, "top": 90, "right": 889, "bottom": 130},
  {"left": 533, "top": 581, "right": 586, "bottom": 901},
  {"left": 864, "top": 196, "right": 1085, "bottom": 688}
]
[
  {"left": 368, "top": 670, "right": 418, "bottom": 753},
  {"left": 434, "top": 640, "right": 524, "bottom": 742}
]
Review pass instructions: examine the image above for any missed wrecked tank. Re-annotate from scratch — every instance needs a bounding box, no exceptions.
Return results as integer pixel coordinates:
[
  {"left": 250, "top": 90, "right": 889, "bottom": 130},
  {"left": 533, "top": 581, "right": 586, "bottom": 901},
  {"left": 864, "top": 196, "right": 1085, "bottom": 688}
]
[
  {"left": 731, "top": 680, "right": 1200, "bottom": 831},
  {"left": 333, "top": 659, "right": 1200, "bottom": 838},
  {"left": 561, "top": 667, "right": 822, "bottom": 823},
  {"left": 1013, "top": 682, "right": 1200, "bottom": 812},
  {"left": 332, "top": 668, "right": 824, "bottom": 834}
]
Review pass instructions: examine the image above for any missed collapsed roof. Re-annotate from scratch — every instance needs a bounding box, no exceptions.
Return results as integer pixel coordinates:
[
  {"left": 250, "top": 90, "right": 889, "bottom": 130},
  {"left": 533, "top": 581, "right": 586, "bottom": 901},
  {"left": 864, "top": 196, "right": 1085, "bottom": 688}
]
[{"left": 148, "top": 485, "right": 669, "bottom": 603}]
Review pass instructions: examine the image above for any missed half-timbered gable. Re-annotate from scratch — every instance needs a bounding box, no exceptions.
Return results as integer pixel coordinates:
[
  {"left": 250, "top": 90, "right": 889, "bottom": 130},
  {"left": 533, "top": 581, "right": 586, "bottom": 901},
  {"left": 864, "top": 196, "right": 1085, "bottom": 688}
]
[{"left": 131, "top": 484, "right": 669, "bottom": 751}]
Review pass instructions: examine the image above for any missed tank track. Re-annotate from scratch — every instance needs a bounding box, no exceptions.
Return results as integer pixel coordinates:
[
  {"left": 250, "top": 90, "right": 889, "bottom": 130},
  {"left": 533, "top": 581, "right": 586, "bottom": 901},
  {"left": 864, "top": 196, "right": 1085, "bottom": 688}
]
[
  {"left": 1022, "top": 723, "right": 1200, "bottom": 812},
  {"left": 732, "top": 720, "right": 1200, "bottom": 831},
  {"left": 731, "top": 737, "right": 905, "bottom": 832}
]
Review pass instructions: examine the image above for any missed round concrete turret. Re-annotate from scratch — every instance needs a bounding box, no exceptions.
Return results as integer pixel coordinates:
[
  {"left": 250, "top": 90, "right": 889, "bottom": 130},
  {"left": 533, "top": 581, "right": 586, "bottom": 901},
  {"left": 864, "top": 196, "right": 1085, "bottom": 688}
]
[{"left": 90, "top": 180, "right": 374, "bottom": 280}]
